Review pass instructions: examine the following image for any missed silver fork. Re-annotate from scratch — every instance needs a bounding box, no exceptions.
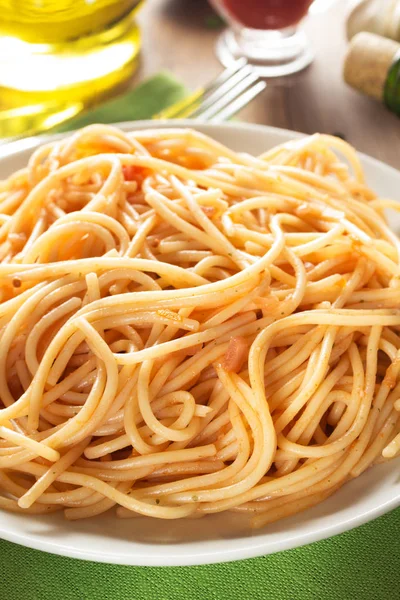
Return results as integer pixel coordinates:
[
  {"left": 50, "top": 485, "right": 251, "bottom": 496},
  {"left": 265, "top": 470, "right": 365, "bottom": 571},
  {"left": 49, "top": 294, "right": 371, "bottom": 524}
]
[
  {"left": 156, "top": 58, "right": 266, "bottom": 121},
  {"left": 0, "top": 60, "right": 266, "bottom": 157}
]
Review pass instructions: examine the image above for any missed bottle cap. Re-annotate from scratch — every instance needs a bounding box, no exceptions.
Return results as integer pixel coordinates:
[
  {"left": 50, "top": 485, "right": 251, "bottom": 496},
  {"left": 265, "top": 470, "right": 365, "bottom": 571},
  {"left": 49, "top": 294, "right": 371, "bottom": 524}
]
[{"left": 344, "top": 32, "right": 400, "bottom": 101}]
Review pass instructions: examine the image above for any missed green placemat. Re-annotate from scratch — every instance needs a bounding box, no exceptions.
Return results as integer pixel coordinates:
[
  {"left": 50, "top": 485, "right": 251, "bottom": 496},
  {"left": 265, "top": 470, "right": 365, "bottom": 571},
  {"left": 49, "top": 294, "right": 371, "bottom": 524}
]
[
  {"left": 1, "top": 508, "right": 399, "bottom": 600},
  {"left": 1, "top": 71, "right": 399, "bottom": 600},
  {"left": 54, "top": 70, "right": 187, "bottom": 133}
]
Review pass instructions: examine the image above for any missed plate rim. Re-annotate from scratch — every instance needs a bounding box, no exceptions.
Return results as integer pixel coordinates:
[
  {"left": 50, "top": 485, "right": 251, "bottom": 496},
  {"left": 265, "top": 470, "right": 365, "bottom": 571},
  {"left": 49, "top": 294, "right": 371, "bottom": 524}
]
[
  {"left": 1, "top": 120, "right": 400, "bottom": 566},
  {"left": 1, "top": 494, "right": 399, "bottom": 566},
  {"left": 2, "top": 119, "right": 400, "bottom": 181}
]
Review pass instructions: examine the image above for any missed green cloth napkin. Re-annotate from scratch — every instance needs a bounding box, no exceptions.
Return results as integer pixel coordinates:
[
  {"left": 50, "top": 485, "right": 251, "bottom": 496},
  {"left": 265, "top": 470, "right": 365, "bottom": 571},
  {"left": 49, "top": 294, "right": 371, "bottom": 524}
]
[
  {"left": 54, "top": 71, "right": 187, "bottom": 133},
  {"left": 1, "top": 508, "right": 399, "bottom": 600},
  {"left": 1, "top": 71, "right": 399, "bottom": 600}
]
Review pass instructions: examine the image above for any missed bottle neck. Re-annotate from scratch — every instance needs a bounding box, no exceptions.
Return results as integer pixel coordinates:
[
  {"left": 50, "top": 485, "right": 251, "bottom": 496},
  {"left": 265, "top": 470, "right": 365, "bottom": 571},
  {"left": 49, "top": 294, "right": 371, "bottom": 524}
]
[{"left": 384, "top": 52, "right": 400, "bottom": 116}]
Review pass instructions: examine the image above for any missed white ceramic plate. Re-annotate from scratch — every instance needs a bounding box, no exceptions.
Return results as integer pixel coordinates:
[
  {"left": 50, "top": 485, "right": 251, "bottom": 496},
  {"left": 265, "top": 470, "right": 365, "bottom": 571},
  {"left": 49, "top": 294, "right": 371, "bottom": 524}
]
[{"left": 1, "top": 120, "right": 400, "bottom": 566}]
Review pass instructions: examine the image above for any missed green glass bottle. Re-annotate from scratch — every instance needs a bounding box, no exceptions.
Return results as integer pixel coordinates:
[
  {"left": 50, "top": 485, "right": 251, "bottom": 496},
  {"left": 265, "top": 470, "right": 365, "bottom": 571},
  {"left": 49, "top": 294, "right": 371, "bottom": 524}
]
[
  {"left": 344, "top": 31, "right": 400, "bottom": 116},
  {"left": 385, "top": 55, "right": 400, "bottom": 115}
]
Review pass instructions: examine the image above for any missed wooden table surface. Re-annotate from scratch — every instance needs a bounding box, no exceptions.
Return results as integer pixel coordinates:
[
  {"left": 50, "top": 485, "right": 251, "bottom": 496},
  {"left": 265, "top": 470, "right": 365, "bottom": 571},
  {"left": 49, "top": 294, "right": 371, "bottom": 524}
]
[{"left": 136, "top": 0, "right": 400, "bottom": 169}]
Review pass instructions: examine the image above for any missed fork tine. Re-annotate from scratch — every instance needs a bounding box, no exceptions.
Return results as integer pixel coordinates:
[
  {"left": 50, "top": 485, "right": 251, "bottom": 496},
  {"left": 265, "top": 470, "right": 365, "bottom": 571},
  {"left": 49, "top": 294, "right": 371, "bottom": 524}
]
[
  {"left": 184, "top": 65, "right": 257, "bottom": 119},
  {"left": 156, "top": 58, "right": 248, "bottom": 120},
  {"left": 197, "top": 57, "right": 248, "bottom": 97},
  {"left": 209, "top": 80, "right": 267, "bottom": 122},
  {"left": 193, "top": 72, "right": 261, "bottom": 121}
]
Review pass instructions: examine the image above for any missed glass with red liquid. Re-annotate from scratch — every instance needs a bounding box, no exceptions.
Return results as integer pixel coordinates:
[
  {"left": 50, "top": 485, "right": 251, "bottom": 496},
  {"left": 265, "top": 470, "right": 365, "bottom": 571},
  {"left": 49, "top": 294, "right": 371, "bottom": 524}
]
[{"left": 210, "top": 0, "right": 315, "bottom": 77}]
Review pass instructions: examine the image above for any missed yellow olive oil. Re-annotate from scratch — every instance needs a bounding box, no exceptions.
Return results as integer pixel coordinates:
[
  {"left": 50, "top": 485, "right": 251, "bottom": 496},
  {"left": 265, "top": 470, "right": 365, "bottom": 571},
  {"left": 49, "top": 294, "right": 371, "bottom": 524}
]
[{"left": 0, "top": 0, "right": 143, "bottom": 137}]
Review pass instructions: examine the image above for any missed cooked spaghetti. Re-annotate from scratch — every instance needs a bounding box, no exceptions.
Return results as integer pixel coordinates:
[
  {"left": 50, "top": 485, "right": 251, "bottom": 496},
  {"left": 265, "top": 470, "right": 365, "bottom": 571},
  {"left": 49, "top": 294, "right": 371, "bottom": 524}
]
[{"left": 0, "top": 125, "right": 400, "bottom": 527}]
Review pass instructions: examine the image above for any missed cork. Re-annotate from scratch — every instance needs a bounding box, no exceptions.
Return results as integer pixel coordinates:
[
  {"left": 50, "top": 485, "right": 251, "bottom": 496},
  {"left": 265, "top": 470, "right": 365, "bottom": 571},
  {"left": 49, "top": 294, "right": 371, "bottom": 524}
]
[{"left": 344, "top": 32, "right": 400, "bottom": 101}]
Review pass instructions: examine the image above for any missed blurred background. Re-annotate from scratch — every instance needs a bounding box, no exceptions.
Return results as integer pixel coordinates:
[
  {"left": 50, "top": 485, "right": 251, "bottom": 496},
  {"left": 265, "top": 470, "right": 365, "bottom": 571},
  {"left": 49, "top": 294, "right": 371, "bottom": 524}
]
[{"left": 0, "top": 0, "right": 399, "bottom": 168}]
